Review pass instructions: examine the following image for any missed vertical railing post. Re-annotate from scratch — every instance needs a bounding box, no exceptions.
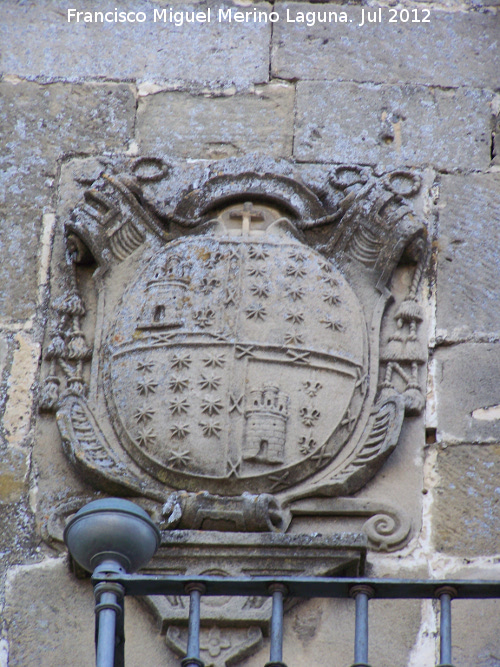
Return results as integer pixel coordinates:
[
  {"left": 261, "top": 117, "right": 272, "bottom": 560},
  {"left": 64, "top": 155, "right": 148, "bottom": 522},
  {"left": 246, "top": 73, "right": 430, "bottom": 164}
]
[
  {"left": 265, "top": 583, "right": 288, "bottom": 667},
  {"left": 94, "top": 581, "right": 125, "bottom": 667},
  {"left": 181, "top": 583, "right": 206, "bottom": 667},
  {"left": 435, "top": 586, "right": 457, "bottom": 667},
  {"left": 350, "top": 584, "right": 374, "bottom": 667}
]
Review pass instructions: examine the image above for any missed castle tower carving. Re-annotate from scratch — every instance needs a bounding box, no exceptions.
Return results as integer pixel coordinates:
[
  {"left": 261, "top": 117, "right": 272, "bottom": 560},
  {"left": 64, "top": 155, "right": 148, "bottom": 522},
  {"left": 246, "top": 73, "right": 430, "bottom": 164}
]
[
  {"left": 244, "top": 385, "right": 289, "bottom": 464},
  {"left": 137, "top": 254, "right": 188, "bottom": 329}
]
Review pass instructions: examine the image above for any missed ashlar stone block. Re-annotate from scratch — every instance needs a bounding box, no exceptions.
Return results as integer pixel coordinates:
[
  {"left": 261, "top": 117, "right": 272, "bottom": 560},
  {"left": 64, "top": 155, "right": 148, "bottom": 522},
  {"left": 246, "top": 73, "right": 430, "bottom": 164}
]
[
  {"left": 0, "top": 0, "right": 271, "bottom": 88},
  {"left": 434, "top": 343, "right": 500, "bottom": 444},
  {"left": 240, "top": 597, "right": 421, "bottom": 667},
  {"left": 272, "top": 3, "right": 500, "bottom": 89},
  {"left": 136, "top": 84, "right": 295, "bottom": 159},
  {"left": 433, "top": 443, "right": 500, "bottom": 556},
  {"left": 4, "top": 559, "right": 166, "bottom": 666},
  {"left": 0, "top": 81, "right": 135, "bottom": 179},
  {"left": 0, "top": 80, "right": 135, "bottom": 320},
  {"left": 294, "top": 82, "right": 493, "bottom": 171},
  {"left": 436, "top": 173, "right": 500, "bottom": 336}
]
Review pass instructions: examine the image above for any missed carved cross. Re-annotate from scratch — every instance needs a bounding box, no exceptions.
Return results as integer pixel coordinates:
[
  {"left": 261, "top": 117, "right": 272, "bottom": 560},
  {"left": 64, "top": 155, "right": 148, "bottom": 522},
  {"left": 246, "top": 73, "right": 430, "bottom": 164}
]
[{"left": 229, "top": 201, "right": 265, "bottom": 233}]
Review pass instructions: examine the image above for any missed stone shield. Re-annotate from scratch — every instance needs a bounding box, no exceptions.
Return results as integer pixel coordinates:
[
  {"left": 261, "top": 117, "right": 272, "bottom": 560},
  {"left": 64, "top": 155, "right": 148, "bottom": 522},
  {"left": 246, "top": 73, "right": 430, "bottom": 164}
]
[{"left": 104, "top": 225, "right": 368, "bottom": 494}]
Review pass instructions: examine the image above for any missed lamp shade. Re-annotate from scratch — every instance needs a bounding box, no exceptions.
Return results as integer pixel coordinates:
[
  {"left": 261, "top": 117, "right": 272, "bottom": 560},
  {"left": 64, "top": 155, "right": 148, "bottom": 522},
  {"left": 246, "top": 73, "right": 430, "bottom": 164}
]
[{"left": 64, "top": 498, "right": 161, "bottom": 573}]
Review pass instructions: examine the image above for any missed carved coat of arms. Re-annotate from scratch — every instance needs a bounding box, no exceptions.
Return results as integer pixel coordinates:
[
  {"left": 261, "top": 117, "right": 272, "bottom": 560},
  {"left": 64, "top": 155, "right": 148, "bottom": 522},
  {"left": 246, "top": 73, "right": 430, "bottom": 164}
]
[
  {"left": 39, "top": 158, "right": 428, "bottom": 665},
  {"left": 41, "top": 160, "right": 427, "bottom": 536}
]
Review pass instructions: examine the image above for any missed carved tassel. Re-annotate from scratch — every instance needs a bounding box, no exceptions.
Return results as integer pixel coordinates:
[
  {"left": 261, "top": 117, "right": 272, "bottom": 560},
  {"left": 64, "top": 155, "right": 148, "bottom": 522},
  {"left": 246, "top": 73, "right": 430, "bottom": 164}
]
[{"left": 39, "top": 376, "right": 60, "bottom": 412}]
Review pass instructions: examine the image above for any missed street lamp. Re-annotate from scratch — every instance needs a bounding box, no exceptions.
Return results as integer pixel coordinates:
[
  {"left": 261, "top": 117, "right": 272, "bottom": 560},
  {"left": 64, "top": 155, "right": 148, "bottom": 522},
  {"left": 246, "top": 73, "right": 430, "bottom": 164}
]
[{"left": 64, "top": 498, "right": 160, "bottom": 667}]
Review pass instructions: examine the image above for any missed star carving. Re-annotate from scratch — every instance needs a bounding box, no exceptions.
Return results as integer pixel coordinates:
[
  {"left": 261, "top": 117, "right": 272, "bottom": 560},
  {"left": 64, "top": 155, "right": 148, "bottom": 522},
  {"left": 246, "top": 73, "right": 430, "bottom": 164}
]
[
  {"left": 322, "top": 293, "right": 342, "bottom": 306},
  {"left": 136, "top": 361, "right": 154, "bottom": 372},
  {"left": 203, "top": 352, "right": 226, "bottom": 368},
  {"left": 250, "top": 284, "right": 270, "bottom": 298},
  {"left": 169, "top": 397, "right": 190, "bottom": 415},
  {"left": 320, "top": 317, "right": 345, "bottom": 332},
  {"left": 170, "top": 423, "right": 190, "bottom": 439},
  {"left": 286, "top": 286, "right": 305, "bottom": 301},
  {"left": 133, "top": 406, "right": 155, "bottom": 424},
  {"left": 289, "top": 250, "right": 307, "bottom": 262},
  {"left": 200, "top": 420, "right": 222, "bottom": 438},
  {"left": 135, "top": 426, "right": 156, "bottom": 447},
  {"left": 322, "top": 275, "right": 338, "bottom": 288},
  {"left": 286, "top": 265, "right": 306, "bottom": 278},
  {"left": 245, "top": 304, "right": 267, "bottom": 321},
  {"left": 248, "top": 246, "right": 269, "bottom": 260},
  {"left": 136, "top": 379, "right": 158, "bottom": 396},
  {"left": 167, "top": 448, "right": 191, "bottom": 469},
  {"left": 285, "top": 311, "right": 305, "bottom": 325},
  {"left": 201, "top": 397, "right": 223, "bottom": 416},
  {"left": 247, "top": 265, "right": 266, "bottom": 277},
  {"left": 199, "top": 374, "right": 222, "bottom": 390},
  {"left": 284, "top": 332, "right": 304, "bottom": 346},
  {"left": 171, "top": 352, "right": 191, "bottom": 370},
  {"left": 168, "top": 376, "right": 189, "bottom": 393}
]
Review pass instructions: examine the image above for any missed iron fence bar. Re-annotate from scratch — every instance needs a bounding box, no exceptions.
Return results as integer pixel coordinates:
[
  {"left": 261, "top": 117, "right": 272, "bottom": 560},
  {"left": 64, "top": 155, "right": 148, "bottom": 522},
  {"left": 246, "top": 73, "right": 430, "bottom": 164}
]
[
  {"left": 265, "top": 584, "right": 288, "bottom": 667},
  {"left": 91, "top": 575, "right": 500, "bottom": 601},
  {"left": 350, "top": 585, "right": 374, "bottom": 667},
  {"left": 181, "top": 584, "right": 205, "bottom": 667},
  {"left": 94, "top": 582, "right": 124, "bottom": 667},
  {"left": 436, "top": 586, "right": 456, "bottom": 667}
]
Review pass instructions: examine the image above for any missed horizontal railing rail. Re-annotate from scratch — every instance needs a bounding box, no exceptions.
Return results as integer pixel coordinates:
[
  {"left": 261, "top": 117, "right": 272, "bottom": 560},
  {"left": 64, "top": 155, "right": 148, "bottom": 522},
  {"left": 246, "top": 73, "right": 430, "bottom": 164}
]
[
  {"left": 90, "top": 572, "right": 500, "bottom": 667},
  {"left": 91, "top": 573, "right": 500, "bottom": 599}
]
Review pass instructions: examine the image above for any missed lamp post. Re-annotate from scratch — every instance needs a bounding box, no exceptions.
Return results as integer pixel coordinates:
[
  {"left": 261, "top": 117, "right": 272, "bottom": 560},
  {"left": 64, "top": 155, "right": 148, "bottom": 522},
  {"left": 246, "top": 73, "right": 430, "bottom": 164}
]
[{"left": 64, "top": 498, "right": 161, "bottom": 667}]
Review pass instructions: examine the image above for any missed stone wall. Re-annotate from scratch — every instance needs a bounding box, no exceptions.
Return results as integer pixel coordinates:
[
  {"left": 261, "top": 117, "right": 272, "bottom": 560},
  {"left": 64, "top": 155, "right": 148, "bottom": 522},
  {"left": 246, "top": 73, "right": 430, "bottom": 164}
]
[{"left": 0, "top": 0, "right": 499, "bottom": 665}]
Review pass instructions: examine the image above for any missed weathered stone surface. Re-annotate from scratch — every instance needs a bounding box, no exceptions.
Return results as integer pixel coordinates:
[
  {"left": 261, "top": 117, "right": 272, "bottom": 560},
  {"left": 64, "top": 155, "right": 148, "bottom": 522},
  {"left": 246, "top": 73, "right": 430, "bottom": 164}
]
[
  {"left": 0, "top": 495, "right": 37, "bottom": 572},
  {"left": 434, "top": 343, "right": 500, "bottom": 443},
  {"left": 294, "top": 82, "right": 493, "bottom": 170},
  {"left": 436, "top": 173, "right": 500, "bottom": 336},
  {"left": 0, "top": 334, "right": 10, "bottom": 405},
  {"left": 3, "top": 332, "right": 40, "bottom": 447},
  {"left": 0, "top": 206, "right": 42, "bottom": 321},
  {"left": 0, "top": 0, "right": 271, "bottom": 88},
  {"left": 240, "top": 597, "right": 421, "bottom": 667},
  {"left": 453, "top": 600, "right": 500, "bottom": 666},
  {"left": 434, "top": 444, "right": 500, "bottom": 556},
  {"left": 443, "top": 565, "right": 500, "bottom": 667},
  {"left": 4, "top": 559, "right": 166, "bottom": 666},
  {"left": 0, "top": 81, "right": 135, "bottom": 185},
  {"left": 0, "top": 80, "right": 135, "bottom": 320},
  {"left": 0, "top": 448, "right": 28, "bottom": 504},
  {"left": 136, "top": 84, "right": 295, "bottom": 158},
  {"left": 272, "top": 4, "right": 500, "bottom": 89}
]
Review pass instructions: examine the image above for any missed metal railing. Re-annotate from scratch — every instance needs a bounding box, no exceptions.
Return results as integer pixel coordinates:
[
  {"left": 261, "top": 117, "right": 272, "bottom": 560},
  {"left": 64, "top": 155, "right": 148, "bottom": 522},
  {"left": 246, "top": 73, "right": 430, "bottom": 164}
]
[{"left": 90, "top": 571, "right": 500, "bottom": 667}]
